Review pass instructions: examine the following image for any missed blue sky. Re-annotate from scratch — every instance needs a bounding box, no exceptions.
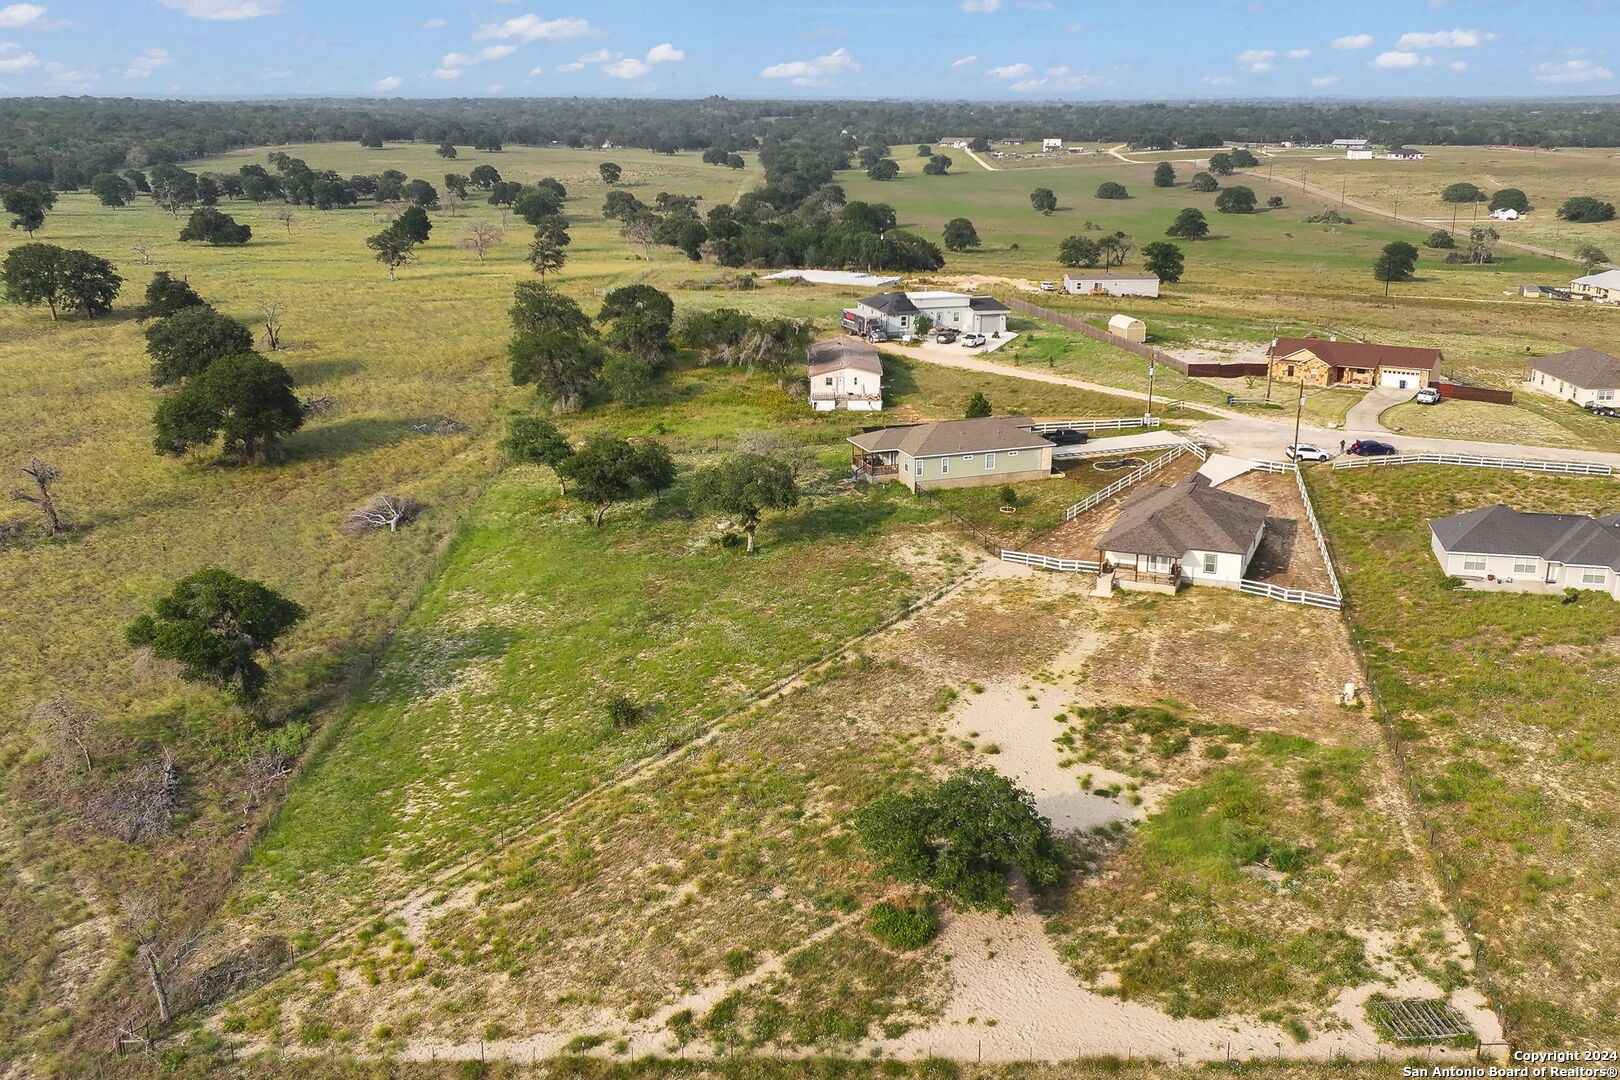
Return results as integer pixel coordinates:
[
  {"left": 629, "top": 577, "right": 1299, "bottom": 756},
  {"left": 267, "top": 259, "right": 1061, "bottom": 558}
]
[{"left": 0, "top": 0, "right": 1614, "bottom": 100}]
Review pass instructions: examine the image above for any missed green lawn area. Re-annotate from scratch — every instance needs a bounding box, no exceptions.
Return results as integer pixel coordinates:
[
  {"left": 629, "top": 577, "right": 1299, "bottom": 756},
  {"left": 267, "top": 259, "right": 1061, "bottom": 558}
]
[
  {"left": 1311, "top": 464, "right": 1620, "bottom": 1046},
  {"left": 881, "top": 351, "right": 1175, "bottom": 419},
  {"left": 927, "top": 453, "right": 1155, "bottom": 551}
]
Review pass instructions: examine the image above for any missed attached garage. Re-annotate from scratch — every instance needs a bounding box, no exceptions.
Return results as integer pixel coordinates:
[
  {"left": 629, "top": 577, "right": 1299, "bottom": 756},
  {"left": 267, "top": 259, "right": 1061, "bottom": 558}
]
[{"left": 1379, "top": 368, "right": 1427, "bottom": 389}]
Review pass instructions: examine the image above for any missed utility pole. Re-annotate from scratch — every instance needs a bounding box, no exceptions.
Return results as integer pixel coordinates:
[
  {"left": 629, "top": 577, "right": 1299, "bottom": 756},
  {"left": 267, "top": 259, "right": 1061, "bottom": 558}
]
[
  {"left": 1146, "top": 361, "right": 1156, "bottom": 419},
  {"left": 1293, "top": 381, "right": 1307, "bottom": 452}
]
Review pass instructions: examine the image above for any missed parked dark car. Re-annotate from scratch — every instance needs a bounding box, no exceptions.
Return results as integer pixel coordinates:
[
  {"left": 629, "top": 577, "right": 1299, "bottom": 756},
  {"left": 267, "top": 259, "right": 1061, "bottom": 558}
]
[
  {"left": 1347, "top": 439, "right": 1397, "bottom": 456},
  {"left": 933, "top": 328, "right": 959, "bottom": 343},
  {"left": 1044, "top": 429, "right": 1090, "bottom": 446}
]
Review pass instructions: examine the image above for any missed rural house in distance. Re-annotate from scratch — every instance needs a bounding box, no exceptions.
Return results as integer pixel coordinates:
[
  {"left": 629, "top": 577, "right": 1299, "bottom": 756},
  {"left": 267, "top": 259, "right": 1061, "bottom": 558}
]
[
  {"left": 1430, "top": 505, "right": 1620, "bottom": 599},
  {"left": 1571, "top": 269, "right": 1620, "bottom": 302},
  {"left": 807, "top": 338, "right": 884, "bottom": 411},
  {"left": 1525, "top": 348, "right": 1620, "bottom": 406},
  {"left": 1098, "top": 474, "right": 1269, "bottom": 592},
  {"left": 1062, "top": 271, "right": 1161, "bottom": 298},
  {"left": 842, "top": 290, "right": 1011, "bottom": 339},
  {"left": 848, "top": 416, "right": 1054, "bottom": 491},
  {"left": 1266, "top": 337, "right": 1442, "bottom": 391}
]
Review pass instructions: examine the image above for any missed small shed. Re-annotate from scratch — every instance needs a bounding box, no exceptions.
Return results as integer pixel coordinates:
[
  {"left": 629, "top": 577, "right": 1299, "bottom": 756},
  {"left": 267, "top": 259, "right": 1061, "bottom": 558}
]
[{"left": 1107, "top": 314, "right": 1146, "bottom": 344}]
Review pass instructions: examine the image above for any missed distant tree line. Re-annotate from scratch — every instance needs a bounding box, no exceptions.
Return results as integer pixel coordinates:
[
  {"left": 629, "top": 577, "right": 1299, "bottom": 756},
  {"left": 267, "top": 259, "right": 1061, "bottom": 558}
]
[{"left": 7, "top": 95, "right": 1620, "bottom": 188}]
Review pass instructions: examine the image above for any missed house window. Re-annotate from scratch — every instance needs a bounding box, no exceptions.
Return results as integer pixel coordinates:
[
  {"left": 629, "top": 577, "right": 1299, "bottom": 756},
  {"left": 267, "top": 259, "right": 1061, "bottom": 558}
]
[
  {"left": 985, "top": 452, "right": 995, "bottom": 469},
  {"left": 1599, "top": 390, "right": 1616, "bottom": 402},
  {"left": 1513, "top": 558, "right": 1538, "bottom": 575},
  {"left": 939, "top": 458, "right": 949, "bottom": 475},
  {"left": 1202, "top": 553, "right": 1218, "bottom": 575},
  {"left": 903, "top": 460, "right": 910, "bottom": 473},
  {"left": 1581, "top": 568, "right": 1607, "bottom": 585},
  {"left": 1462, "top": 555, "right": 1487, "bottom": 572},
  {"left": 825, "top": 377, "right": 833, "bottom": 385},
  {"left": 1286, "top": 365, "right": 1295, "bottom": 377},
  {"left": 1007, "top": 450, "right": 1019, "bottom": 457}
]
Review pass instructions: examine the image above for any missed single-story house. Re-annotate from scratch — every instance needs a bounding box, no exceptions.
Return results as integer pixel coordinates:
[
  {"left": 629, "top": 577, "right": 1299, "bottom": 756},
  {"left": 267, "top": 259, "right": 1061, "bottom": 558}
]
[
  {"left": 1332, "top": 138, "right": 1370, "bottom": 150},
  {"left": 1430, "top": 504, "right": 1620, "bottom": 600},
  {"left": 1062, "top": 271, "right": 1161, "bottom": 299},
  {"left": 842, "top": 290, "right": 1010, "bottom": 339},
  {"left": 1042, "top": 138, "right": 1063, "bottom": 151},
  {"left": 1345, "top": 149, "right": 1375, "bottom": 160},
  {"left": 938, "top": 137, "right": 973, "bottom": 149},
  {"left": 808, "top": 338, "right": 883, "bottom": 412},
  {"left": 848, "top": 416, "right": 1054, "bottom": 492},
  {"left": 1491, "top": 208, "right": 1520, "bottom": 221},
  {"left": 1571, "top": 269, "right": 1620, "bottom": 302},
  {"left": 1266, "top": 337, "right": 1443, "bottom": 390},
  {"left": 1107, "top": 314, "right": 1147, "bottom": 343},
  {"left": 1519, "top": 283, "right": 1571, "bottom": 300},
  {"left": 1098, "top": 474, "right": 1269, "bottom": 592},
  {"left": 1524, "top": 348, "right": 1620, "bottom": 406}
]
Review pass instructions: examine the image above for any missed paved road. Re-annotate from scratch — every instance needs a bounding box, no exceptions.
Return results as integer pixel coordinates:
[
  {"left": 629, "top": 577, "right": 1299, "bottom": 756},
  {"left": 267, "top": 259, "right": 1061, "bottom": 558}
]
[{"left": 898, "top": 346, "right": 1620, "bottom": 469}]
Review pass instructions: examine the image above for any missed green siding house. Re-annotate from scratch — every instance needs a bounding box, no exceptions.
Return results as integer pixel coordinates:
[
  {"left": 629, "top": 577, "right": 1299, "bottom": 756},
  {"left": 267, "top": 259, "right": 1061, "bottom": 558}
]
[{"left": 848, "top": 416, "right": 1056, "bottom": 492}]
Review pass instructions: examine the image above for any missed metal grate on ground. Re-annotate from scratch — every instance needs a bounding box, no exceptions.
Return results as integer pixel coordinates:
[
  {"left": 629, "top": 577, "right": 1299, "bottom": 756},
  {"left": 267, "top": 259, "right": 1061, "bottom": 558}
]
[{"left": 1371, "top": 998, "right": 1473, "bottom": 1041}]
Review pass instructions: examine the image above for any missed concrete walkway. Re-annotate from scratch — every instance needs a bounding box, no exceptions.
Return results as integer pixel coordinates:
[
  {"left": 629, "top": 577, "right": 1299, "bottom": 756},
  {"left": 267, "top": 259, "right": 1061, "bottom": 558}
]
[{"left": 1343, "top": 388, "right": 1409, "bottom": 434}]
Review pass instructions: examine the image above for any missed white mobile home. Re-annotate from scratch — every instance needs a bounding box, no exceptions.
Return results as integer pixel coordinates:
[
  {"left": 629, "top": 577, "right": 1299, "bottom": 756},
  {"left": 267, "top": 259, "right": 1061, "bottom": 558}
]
[{"left": 1062, "top": 271, "right": 1161, "bottom": 299}]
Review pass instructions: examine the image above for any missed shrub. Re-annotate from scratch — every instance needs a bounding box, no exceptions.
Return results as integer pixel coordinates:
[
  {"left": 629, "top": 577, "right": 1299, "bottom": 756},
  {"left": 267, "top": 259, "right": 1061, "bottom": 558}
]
[
  {"left": 1425, "top": 229, "right": 1456, "bottom": 249},
  {"left": 604, "top": 694, "right": 642, "bottom": 728},
  {"left": 1441, "top": 182, "right": 1486, "bottom": 204},
  {"left": 1558, "top": 196, "right": 1616, "bottom": 223},
  {"left": 867, "top": 900, "right": 941, "bottom": 949},
  {"left": 1095, "top": 181, "right": 1129, "bottom": 200},
  {"left": 998, "top": 484, "right": 1018, "bottom": 507}
]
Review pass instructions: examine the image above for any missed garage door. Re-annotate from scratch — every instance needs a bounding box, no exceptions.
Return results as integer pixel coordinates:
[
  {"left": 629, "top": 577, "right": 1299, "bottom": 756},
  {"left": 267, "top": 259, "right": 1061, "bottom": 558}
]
[{"left": 1379, "top": 370, "right": 1416, "bottom": 389}]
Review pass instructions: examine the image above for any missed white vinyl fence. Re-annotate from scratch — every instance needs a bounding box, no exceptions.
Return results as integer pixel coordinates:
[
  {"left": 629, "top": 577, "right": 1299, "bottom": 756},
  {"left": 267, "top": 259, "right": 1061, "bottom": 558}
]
[
  {"left": 1332, "top": 453, "right": 1612, "bottom": 477},
  {"left": 1025, "top": 416, "right": 1161, "bottom": 433},
  {"left": 1238, "top": 580, "right": 1343, "bottom": 610},
  {"left": 1059, "top": 440, "right": 1197, "bottom": 522},
  {"left": 998, "top": 550, "right": 1102, "bottom": 573}
]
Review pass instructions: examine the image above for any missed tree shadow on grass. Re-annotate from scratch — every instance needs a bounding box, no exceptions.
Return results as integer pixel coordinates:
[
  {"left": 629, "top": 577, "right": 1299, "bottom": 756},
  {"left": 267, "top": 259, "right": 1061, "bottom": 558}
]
[
  {"left": 287, "top": 356, "right": 365, "bottom": 385},
  {"left": 286, "top": 417, "right": 420, "bottom": 461},
  {"left": 770, "top": 493, "right": 914, "bottom": 545}
]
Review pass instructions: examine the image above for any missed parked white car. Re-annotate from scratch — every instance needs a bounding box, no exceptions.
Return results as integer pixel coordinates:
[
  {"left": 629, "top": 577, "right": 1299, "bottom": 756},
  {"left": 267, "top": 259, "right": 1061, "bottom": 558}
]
[
  {"left": 1414, "top": 387, "right": 1442, "bottom": 405},
  {"left": 1285, "top": 443, "right": 1333, "bottom": 462},
  {"left": 1038, "top": 281, "right": 1058, "bottom": 292},
  {"left": 961, "top": 333, "right": 987, "bottom": 348}
]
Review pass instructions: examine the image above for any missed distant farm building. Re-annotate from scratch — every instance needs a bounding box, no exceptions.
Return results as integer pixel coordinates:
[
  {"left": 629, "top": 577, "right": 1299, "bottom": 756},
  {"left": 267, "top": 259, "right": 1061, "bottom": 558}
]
[
  {"left": 1062, "top": 271, "right": 1161, "bottom": 298},
  {"left": 1042, "top": 138, "right": 1063, "bottom": 151}
]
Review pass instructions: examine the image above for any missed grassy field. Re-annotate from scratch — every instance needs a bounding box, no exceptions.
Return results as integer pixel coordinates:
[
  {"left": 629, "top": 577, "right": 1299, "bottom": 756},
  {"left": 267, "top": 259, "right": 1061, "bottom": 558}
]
[
  {"left": 0, "top": 140, "right": 1162, "bottom": 1066},
  {"left": 1311, "top": 465, "right": 1620, "bottom": 1046},
  {"left": 1258, "top": 145, "right": 1620, "bottom": 260}
]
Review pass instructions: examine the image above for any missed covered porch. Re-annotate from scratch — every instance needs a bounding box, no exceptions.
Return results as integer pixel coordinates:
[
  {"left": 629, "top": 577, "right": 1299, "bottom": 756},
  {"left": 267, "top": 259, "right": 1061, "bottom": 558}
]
[{"left": 852, "top": 448, "right": 900, "bottom": 478}]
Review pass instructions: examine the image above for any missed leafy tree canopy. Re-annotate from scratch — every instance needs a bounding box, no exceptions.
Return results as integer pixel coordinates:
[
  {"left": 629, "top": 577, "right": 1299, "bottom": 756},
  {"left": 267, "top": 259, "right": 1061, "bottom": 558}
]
[
  {"left": 125, "top": 568, "right": 305, "bottom": 701},
  {"left": 689, "top": 453, "right": 800, "bottom": 552},
  {"left": 151, "top": 351, "right": 303, "bottom": 464},
  {"left": 1, "top": 242, "right": 122, "bottom": 320},
  {"left": 558, "top": 434, "right": 676, "bottom": 526},
  {"left": 178, "top": 207, "right": 251, "bottom": 245},
  {"left": 145, "top": 305, "right": 255, "bottom": 385},
  {"left": 1558, "top": 196, "right": 1616, "bottom": 223}
]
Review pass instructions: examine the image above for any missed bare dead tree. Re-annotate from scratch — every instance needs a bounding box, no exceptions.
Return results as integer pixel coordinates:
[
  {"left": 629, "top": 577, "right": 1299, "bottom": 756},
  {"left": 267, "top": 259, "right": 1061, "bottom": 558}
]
[
  {"left": 257, "top": 298, "right": 284, "bottom": 350},
  {"left": 440, "top": 189, "right": 464, "bottom": 218},
  {"left": 373, "top": 202, "right": 402, "bottom": 225},
  {"left": 96, "top": 750, "right": 180, "bottom": 844},
  {"left": 341, "top": 494, "right": 424, "bottom": 536},
  {"left": 151, "top": 181, "right": 189, "bottom": 219},
  {"left": 621, "top": 218, "right": 658, "bottom": 259},
  {"left": 31, "top": 695, "right": 100, "bottom": 772},
  {"left": 119, "top": 896, "right": 172, "bottom": 1024},
  {"left": 11, "top": 456, "right": 64, "bottom": 536},
  {"left": 300, "top": 395, "right": 335, "bottom": 417},
  {"left": 131, "top": 242, "right": 154, "bottom": 265},
  {"left": 458, "top": 220, "right": 504, "bottom": 261},
  {"left": 270, "top": 205, "right": 296, "bottom": 235}
]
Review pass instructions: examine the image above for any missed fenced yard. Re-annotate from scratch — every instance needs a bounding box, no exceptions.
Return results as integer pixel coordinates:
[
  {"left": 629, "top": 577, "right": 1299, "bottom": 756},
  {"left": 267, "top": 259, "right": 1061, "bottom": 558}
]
[{"left": 1332, "top": 452, "right": 1612, "bottom": 476}]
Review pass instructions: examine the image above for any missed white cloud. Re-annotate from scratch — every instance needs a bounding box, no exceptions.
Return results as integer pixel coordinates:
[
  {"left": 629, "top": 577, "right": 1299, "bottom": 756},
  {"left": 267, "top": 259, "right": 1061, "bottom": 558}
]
[
  {"left": 1285, "top": 48, "right": 1310, "bottom": 59},
  {"left": 1330, "top": 33, "right": 1373, "bottom": 50},
  {"left": 477, "top": 44, "right": 516, "bottom": 60},
  {"left": 1447, "top": 59, "right": 1467, "bottom": 71},
  {"left": 1014, "top": 0, "right": 1054, "bottom": 8},
  {"left": 1011, "top": 70, "right": 1100, "bottom": 91},
  {"left": 602, "top": 57, "right": 650, "bottom": 78},
  {"left": 952, "top": 55, "right": 977, "bottom": 67},
  {"left": 0, "top": 4, "right": 46, "bottom": 29},
  {"left": 431, "top": 66, "right": 463, "bottom": 79},
  {"left": 579, "top": 48, "right": 618, "bottom": 63},
  {"left": 1203, "top": 75, "right": 1237, "bottom": 85},
  {"left": 1372, "top": 50, "right": 1422, "bottom": 68},
  {"left": 960, "top": 0, "right": 1001, "bottom": 10},
  {"left": 1062, "top": 23, "right": 1083, "bottom": 32},
  {"left": 1045, "top": 64, "right": 1068, "bottom": 75},
  {"left": 43, "top": 62, "right": 95, "bottom": 88},
  {"left": 758, "top": 46, "right": 859, "bottom": 86},
  {"left": 123, "top": 47, "right": 173, "bottom": 78},
  {"left": 0, "top": 42, "right": 39, "bottom": 73},
  {"left": 371, "top": 74, "right": 401, "bottom": 90},
  {"left": 556, "top": 61, "right": 583, "bottom": 72},
  {"left": 442, "top": 51, "right": 472, "bottom": 66},
  {"left": 154, "top": 0, "right": 284, "bottom": 19},
  {"left": 646, "top": 42, "right": 684, "bottom": 63},
  {"left": 1532, "top": 58, "right": 1612, "bottom": 83},
  {"left": 987, "top": 61, "right": 1032, "bottom": 79},
  {"left": 422, "top": 17, "right": 446, "bottom": 28},
  {"left": 527, "top": 65, "right": 543, "bottom": 76},
  {"left": 1395, "top": 28, "right": 1492, "bottom": 49},
  {"left": 1310, "top": 74, "right": 1340, "bottom": 86},
  {"left": 1237, "top": 48, "right": 1276, "bottom": 72},
  {"left": 475, "top": 13, "right": 599, "bottom": 41}
]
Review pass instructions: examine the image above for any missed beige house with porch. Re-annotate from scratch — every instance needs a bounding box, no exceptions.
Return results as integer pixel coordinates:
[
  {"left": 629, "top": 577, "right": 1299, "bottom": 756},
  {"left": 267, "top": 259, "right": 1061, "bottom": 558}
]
[
  {"left": 1430, "top": 504, "right": 1620, "bottom": 600},
  {"left": 848, "top": 416, "right": 1055, "bottom": 492},
  {"left": 1265, "top": 337, "right": 1442, "bottom": 391},
  {"left": 1097, "top": 474, "right": 1269, "bottom": 592},
  {"left": 1525, "top": 348, "right": 1620, "bottom": 407}
]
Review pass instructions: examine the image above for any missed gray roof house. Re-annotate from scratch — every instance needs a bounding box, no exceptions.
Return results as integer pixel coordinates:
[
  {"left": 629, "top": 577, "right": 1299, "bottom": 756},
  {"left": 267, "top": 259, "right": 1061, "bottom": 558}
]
[
  {"left": 807, "top": 338, "right": 884, "bottom": 412},
  {"left": 842, "top": 290, "right": 1011, "bottom": 339},
  {"left": 1098, "top": 474, "right": 1269, "bottom": 592},
  {"left": 1430, "top": 504, "right": 1620, "bottom": 599},
  {"left": 847, "top": 416, "right": 1054, "bottom": 491},
  {"left": 1571, "top": 268, "right": 1620, "bottom": 302},
  {"left": 1525, "top": 348, "right": 1620, "bottom": 406}
]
